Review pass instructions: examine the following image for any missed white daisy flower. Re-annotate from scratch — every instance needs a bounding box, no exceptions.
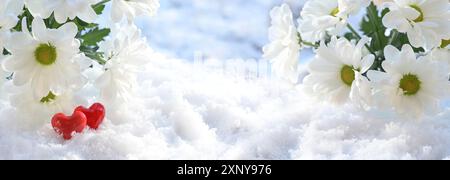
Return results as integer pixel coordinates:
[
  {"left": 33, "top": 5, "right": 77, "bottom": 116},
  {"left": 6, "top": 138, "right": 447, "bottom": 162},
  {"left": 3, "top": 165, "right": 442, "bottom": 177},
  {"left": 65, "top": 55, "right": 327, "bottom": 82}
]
[
  {"left": 2, "top": 18, "right": 86, "bottom": 100},
  {"left": 24, "top": 0, "right": 100, "bottom": 23},
  {"left": 262, "top": 4, "right": 301, "bottom": 83},
  {"left": 298, "top": 0, "right": 347, "bottom": 43},
  {"left": 10, "top": 86, "right": 77, "bottom": 130},
  {"left": 0, "top": 0, "right": 24, "bottom": 31},
  {"left": 303, "top": 36, "right": 375, "bottom": 104},
  {"left": 111, "top": 0, "right": 160, "bottom": 22},
  {"left": 96, "top": 24, "right": 152, "bottom": 105},
  {"left": 368, "top": 45, "right": 450, "bottom": 116},
  {"left": 382, "top": 0, "right": 450, "bottom": 49}
]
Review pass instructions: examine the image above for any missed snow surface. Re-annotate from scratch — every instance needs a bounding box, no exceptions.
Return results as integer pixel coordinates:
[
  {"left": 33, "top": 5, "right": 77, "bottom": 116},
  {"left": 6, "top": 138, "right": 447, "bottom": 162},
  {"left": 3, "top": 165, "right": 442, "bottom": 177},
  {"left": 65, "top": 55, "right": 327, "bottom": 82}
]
[
  {"left": 1, "top": 54, "right": 450, "bottom": 160},
  {"left": 1, "top": 0, "right": 450, "bottom": 160}
]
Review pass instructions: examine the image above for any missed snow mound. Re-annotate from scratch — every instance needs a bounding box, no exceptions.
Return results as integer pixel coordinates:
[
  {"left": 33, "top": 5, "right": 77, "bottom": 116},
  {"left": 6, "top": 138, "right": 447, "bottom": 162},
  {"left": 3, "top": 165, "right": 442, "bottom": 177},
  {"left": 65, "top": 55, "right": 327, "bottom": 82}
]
[{"left": 1, "top": 54, "right": 449, "bottom": 160}]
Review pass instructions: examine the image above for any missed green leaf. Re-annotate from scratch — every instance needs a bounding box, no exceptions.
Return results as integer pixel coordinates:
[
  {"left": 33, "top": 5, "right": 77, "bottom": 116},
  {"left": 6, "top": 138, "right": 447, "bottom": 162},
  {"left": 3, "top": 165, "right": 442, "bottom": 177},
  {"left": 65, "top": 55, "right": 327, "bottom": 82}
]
[
  {"left": 360, "top": 3, "right": 389, "bottom": 55},
  {"left": 12, "top": 8, "right": 33, "bottom": 32},
  {"left": 3, "top": 48, "right": 11, "bottom": 56},
  {"left": 344, "top": 32, "right": 357, "bottom": 41},
  {"left": 72, "top": 17, "right": 99, "bottom": 32},
  {"left": 389, "top": 31, "right": 424, "bottom": 53},
  {"left": 44, "top": 13, "right": 63, "bottom": 29},
  {"left": 80, "top": 45, "right": 106, "bottom": 65},
  {"left": 92, "top": 0, "right": 110, "bottom": 15},
  {"left": 80, "top": 27, "right": 110, "bottom": 46},
  {"left": 78, "top": 26, "right": 110, "bottom": 65},
  {"left": 93, "top": 4, "right": 106, "bottom": 15}
]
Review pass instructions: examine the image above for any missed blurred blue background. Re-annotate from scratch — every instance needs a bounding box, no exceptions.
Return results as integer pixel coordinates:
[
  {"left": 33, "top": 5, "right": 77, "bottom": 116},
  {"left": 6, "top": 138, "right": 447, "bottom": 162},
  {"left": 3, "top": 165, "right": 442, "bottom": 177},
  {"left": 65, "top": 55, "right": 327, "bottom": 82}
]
[{"left": 136, "top": 0, "right": 306, "bottom": 60}]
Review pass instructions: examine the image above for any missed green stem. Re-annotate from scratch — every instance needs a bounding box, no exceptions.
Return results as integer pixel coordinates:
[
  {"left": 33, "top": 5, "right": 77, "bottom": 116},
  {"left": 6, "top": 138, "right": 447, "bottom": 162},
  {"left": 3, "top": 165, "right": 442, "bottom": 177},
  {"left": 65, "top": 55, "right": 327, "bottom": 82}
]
[
  {"left": 302, "top": 41, "right": 319, "bottom": 48},
  {"left": 347, "top": 23, "right": 362, "bottom": 40},
  {"left": 388, "top": 30, "right": 400, "bottom": 46},
  {"left": 297, "top": 32, "right": 319, "bottom": 48}
]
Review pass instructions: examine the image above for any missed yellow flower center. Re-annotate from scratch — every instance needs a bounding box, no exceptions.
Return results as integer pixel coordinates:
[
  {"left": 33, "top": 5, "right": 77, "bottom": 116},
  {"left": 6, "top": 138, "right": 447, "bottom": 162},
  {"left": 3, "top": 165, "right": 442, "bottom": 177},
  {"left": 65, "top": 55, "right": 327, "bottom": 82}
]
[
  {"left": 40, "top": 91, "right": 57, "bottom": 104},
  {"left": 399, "top": 74, "right": 421, "bottom": 96},
  {"left": 409, "top": 5, "right": 424, "bottom": 23},
  {"left": 34, "top": 43, "right": 57, "bottom": 66},
  {"left": 341, "top": 65, "right": 355, "bottom": 86},
  {"left": 441, "top": 39, "right": 450, "bottom": 48},
  {"left": 330, "top": 7, "right": 340, "bottom": 17}
]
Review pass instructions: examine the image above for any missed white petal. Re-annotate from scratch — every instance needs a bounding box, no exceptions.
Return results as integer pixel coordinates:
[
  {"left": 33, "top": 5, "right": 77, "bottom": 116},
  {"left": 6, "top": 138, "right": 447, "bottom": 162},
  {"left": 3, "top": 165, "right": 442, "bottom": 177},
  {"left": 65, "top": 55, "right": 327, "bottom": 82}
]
[
  {"left": 31, "top": 17, "right": 49, "bottom": 42},
  {"left": 58, "top": 22, "right": 78, "bottom": 39},
  {"left": 367, "top": 70, "right": 388, "bottom": 82},
  {"left": 77, "top": 7, "right": 98, "bottom": 23},
  {"left": 361, "top": 54, "right": 375, "bottom": 73},
  {"left": 384, "top": 45, "right": 400, "bottom": 62}
]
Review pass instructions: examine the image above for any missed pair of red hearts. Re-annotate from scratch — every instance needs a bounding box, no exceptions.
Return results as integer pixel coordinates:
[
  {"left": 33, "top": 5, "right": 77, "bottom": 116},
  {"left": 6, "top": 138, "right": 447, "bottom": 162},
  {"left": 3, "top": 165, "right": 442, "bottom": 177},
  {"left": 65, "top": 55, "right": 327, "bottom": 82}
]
[{"left": 51, "top": 103, "right": 105, "bottom": 140}]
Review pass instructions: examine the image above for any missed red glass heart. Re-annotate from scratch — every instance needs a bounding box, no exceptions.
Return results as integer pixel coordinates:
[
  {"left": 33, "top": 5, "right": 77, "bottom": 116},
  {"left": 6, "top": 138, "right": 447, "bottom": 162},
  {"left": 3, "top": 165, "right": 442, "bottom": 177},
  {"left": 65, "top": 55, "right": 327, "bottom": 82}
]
[
  {"left": 51, "top": 111, "right": 87, "bottom": 140},
  {"left": 75, "top": 103, "right": 105, "bottom": 130}
]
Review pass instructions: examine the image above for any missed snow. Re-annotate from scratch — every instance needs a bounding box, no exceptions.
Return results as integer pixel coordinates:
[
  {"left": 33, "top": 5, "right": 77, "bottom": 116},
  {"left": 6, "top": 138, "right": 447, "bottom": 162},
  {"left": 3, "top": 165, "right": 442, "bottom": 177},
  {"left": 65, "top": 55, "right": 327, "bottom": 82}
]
[
  {"left": 1, "top": 0, "right": 450, "bottom": 160},
  {"left": 1, "top": 54, "right": 449, "bottom": 160}
]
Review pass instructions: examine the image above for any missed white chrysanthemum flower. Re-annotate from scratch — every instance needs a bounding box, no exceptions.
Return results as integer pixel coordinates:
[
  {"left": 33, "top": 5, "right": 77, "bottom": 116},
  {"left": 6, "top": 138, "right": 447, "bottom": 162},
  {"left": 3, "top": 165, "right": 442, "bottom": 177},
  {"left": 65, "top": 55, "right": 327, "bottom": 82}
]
[
  {"left": 263, "top": 4, "right": 301, "bottom": 83},
  {"left": 298, "top": 0, "right": 347, "bottom": 43},
  {"left": 10, "top": 86, "right": 76, "bottom": 130},
  {"left": 111, "top": 0, "right": 160, "bottom": 22},
  {"left": 303, "top": 36, "right": 375, "bottom": 104},
  {"left": 24, "top": 0, "right": 100, "bottom": 23},
  {"left": 382, "top": 0, "right": 450, "bottom": 49},
  {"left": 368, "top": 45, "right": 450, "bottom": 116},
  {"left": 2, "top": 18, "right": 86, "bottom": 100},
  {"left": 96, "top": 24, "right": 152, "bottom": 105},
  {"left": 0, "top": 0, "right": 24, "bottom": 30}
]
